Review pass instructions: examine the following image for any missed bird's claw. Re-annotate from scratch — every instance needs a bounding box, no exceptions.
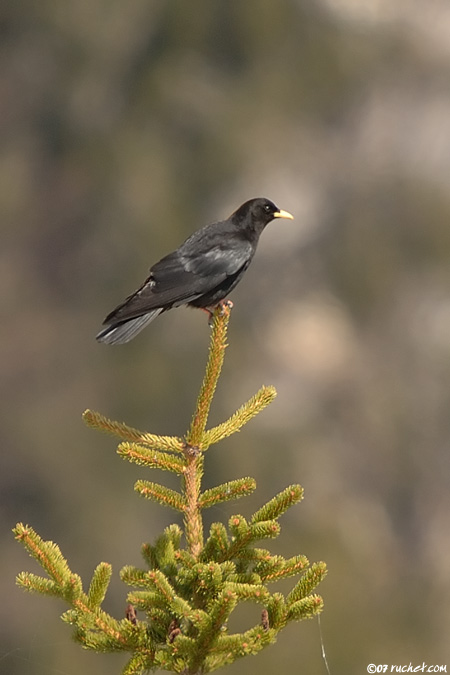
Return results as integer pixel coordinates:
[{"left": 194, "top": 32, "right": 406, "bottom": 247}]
[
  {"left": 219, "top": 300, "right": 233, "bottom": 314},
  {"left": 208, "top": 300, "right": 233, "bottom": 327}
]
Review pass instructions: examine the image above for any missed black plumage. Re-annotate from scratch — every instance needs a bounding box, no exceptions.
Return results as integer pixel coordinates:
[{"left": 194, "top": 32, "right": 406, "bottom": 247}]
[{"left": 96, "top": 197, "right": 293, "bottom": 344}]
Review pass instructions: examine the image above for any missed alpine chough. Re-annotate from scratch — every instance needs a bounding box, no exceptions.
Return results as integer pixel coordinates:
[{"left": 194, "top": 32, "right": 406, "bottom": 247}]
[{"left": 96, "top": 197, "right": 293, "bottom": 344}]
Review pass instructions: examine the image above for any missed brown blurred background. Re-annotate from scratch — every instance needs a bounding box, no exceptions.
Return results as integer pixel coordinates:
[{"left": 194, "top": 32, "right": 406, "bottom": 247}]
[{"left": 2, "top": 1, "right": 450, "bottom": 673}]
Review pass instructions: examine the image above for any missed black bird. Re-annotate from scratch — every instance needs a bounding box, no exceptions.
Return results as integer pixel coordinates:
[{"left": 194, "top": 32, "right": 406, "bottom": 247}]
[{"left": 96, "top": 197, "right": 293, "bottom": 344}]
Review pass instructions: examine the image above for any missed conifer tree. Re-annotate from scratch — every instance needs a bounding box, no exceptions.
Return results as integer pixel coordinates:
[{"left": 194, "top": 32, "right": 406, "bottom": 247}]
[{"left": 14, "top": 303, "right": 326, "bottom": 674}]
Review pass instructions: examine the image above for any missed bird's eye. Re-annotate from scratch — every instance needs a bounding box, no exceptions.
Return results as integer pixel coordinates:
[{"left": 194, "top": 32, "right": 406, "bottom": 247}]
[{"left": 264, "top": 204, "right": 272, "bottom": 213}]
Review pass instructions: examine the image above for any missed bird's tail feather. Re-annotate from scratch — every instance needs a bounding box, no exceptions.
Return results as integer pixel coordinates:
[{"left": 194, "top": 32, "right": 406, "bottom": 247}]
[{"left": 96, "top": 309, "right": 164, "bottom": 345}]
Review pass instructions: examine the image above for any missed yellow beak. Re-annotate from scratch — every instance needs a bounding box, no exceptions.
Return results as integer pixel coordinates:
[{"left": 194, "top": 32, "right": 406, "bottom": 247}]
[{"left": 274, "top": 209, "right": 294, "bottom": 220}]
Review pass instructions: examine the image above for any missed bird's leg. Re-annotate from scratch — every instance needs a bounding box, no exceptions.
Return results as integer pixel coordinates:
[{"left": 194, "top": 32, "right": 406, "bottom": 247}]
[{"left": 197, "top": 307, "right": 214, "bottom": 325}]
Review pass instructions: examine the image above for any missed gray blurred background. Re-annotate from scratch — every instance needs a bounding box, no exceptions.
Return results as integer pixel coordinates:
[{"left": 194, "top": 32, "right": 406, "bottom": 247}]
[{"left": 2, "top": 1, "right": 450, "bottom": 673}]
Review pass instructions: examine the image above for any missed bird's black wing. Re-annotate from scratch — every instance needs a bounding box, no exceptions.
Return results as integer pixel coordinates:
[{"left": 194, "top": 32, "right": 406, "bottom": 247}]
[
  {"left": 104, "top": 227, "right": 254, "bottom": 323},
  {"left": 178, "top": 224, "right": 254, "bottom": 277}
]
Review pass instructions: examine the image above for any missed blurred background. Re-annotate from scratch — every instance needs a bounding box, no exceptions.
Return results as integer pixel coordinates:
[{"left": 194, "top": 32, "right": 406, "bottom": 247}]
[{"left": 2, "top": 1, "right": 450, "bottom": 673}]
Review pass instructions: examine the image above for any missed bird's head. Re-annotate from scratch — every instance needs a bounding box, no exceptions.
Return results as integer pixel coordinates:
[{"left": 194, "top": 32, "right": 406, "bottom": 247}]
[{"left": 233, "top": 198, "right": 294, "bottom": 235}]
